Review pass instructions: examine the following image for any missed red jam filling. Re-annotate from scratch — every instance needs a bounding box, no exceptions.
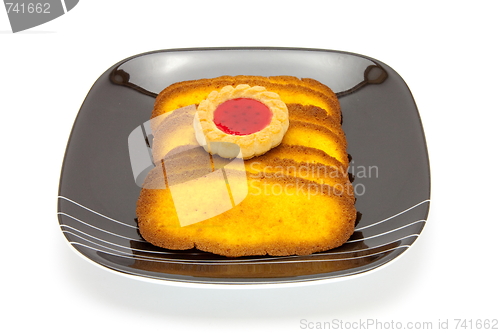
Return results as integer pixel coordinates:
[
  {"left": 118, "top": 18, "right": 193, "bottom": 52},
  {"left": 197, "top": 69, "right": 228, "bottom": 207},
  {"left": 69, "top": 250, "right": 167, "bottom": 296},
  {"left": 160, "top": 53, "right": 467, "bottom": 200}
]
[{"left": 213, "top": 98, "right": 272, "bottom": 135}]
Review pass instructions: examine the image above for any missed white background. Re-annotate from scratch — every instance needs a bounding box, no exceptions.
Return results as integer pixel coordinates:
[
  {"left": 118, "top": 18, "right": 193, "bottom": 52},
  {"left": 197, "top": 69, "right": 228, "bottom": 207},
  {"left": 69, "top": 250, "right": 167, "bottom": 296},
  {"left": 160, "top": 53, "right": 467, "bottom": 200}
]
[{"left": 1, "top": 1, "right": 499, "bottom": 332}]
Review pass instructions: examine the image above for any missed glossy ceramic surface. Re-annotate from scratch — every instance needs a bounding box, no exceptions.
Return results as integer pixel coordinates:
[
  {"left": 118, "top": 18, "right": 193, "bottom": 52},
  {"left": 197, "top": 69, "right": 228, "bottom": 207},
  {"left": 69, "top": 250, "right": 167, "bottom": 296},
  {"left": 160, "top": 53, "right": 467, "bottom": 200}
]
[{"left": 58, "top": 47, "right": 430, "bottom": 286}]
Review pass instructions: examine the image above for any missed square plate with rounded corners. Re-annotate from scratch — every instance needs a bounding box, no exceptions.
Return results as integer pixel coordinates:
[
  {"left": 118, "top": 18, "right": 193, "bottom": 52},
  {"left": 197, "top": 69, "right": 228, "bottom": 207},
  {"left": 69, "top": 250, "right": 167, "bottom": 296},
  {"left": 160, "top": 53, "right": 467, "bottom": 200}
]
[{"left": 57, "top": 47, "right": 430, "bottom": 287}]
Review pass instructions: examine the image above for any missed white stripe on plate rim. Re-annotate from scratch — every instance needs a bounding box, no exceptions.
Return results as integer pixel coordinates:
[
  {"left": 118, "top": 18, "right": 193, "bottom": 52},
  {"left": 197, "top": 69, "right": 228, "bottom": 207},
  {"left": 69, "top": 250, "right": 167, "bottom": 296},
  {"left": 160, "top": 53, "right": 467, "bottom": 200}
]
[
  {"left": 58, "top": 213, "right": 146, "bottom": 242},
  {"left": 59, "top": 196, "right": 429, "bottom": 240},
  {"left": 58, "top": 196, "right": 428, "bottom": 261},
  {"left": 58, "top": 196, "right": 138, "bottom": 229},
  {"left": 347, "top": 219, "right": 426, "bottom": 243},
  {"left": 63, "top": 227, "right": 419, "bottom": 264},
  {"left": 61, "top": 216, "right": 424, "bottom": 261},
  {"left": 69, "top": 240, "right": 410, "bottom": 266},
  {"left": 355, "top": 199, "right": 430, "bottom": 231},
  {"left": 89, "top": 259, "right": 391, "bottom": 285}
]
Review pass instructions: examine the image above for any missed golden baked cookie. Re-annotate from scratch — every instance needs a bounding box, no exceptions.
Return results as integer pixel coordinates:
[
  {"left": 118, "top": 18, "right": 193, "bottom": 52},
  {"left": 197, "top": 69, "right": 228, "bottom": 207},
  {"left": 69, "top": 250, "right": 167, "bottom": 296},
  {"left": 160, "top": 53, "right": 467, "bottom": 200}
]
[
  {"left": 194, "top": 84, "right": 289, "bottom": 159},
  {"left": 137, "top": 162, "right": 356, "bottom": 257},
  {"left": 137, "top": 75, "right": 356, "bottom": 257}
]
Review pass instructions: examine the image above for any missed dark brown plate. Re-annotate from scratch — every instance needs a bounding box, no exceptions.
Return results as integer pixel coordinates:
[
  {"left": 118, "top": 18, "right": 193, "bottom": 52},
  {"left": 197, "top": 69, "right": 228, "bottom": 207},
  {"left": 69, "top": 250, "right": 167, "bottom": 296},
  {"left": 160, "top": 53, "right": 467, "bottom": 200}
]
[{"left": 57, "top": 47, "right": 430, "bottom": 286}]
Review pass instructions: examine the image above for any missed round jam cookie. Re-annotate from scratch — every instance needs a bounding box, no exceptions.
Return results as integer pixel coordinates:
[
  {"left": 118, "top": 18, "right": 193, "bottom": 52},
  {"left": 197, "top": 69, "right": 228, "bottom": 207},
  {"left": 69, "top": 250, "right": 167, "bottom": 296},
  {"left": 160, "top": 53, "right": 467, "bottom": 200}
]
[{"left": 194, "top": 84, "right": 289, "bottom": 159}]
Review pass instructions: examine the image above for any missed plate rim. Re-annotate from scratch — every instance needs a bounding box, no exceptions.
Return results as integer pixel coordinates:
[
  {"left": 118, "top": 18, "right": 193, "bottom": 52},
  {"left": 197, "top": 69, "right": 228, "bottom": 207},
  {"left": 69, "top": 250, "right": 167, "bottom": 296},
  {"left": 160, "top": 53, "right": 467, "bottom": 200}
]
[{"left": 57, "top": 46, "right": 431, "bottom": 287}]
